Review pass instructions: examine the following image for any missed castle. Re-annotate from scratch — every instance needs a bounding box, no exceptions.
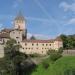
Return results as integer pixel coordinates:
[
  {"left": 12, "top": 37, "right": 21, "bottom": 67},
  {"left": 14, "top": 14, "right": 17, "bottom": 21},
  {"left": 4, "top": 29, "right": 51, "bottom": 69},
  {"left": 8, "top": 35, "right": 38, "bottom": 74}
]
[{"left": 0, "top": 13, "right": 63, "bottom": 58}]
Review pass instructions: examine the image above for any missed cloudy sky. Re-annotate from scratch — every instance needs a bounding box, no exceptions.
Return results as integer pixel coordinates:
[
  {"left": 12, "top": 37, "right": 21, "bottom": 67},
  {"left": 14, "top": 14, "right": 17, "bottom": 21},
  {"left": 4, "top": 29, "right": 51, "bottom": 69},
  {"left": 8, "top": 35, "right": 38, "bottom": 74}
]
[{"left": 0, "top": 0, "right": 75, "bottom": 39}]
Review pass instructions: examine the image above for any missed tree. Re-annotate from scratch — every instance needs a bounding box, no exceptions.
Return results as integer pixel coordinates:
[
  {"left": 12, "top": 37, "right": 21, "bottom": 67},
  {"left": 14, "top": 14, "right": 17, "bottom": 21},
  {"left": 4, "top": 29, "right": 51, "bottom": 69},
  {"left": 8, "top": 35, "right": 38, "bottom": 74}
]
[
  {"left": 64, "top": 68, "right": 75, "bottom": 75},
  {"left": 60, "top": 34, "right": 75, "bottom": 49},
  {"left": 4, "top": 39, "right": 20, "bottom": 57},
  {"left": 60, "top": 34, "right": 68, "bottom": 49},
  {"left": 3, "top": 38, "right": 36, "bottom": 75},
  {"left": 30, "top": 36, "right": 36, "bottom": 40},
  {"left": 49, "top": 52, "right": 62, "bottom": 62},
  {"left": 47, "top": 50, "right": 62, "bottom": 62},
  {"left": 4, "top": 39, "right": 27, "bottom": 75}
]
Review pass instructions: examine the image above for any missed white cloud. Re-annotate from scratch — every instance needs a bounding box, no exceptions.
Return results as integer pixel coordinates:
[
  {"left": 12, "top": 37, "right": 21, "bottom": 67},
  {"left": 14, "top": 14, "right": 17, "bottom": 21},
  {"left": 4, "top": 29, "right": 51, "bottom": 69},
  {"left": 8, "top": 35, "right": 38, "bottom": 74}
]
[
  {"left": 27, "top": 33, "right": 32, "bottom": 39},
  {"left": 59, "top": 2, "right": 70, "bottom": 12},
  {"left": 59, "top": 1, "right": 75, "bottom": 12},
  {"left": 67, "top": 18, "right": 75, "bottom": 25},
  {"left": 0, "top": 24, "right": 4, "bottom": 31},
  {"left": 59, "top": 1, "right": 75, "bottom": 25},
  {"left": 27, "top": 33, "right": 50, "bottom": 40},
  {"left": 26, "top": 17, "right": 50, "bottom": 22}
]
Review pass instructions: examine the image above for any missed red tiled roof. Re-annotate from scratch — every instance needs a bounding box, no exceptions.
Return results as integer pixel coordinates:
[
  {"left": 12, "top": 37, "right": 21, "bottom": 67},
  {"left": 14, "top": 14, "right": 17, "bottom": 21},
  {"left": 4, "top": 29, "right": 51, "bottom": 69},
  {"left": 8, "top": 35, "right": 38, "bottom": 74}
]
[
  {"left": 23, "top": 37, "right": 63, "bottom": 43},
  {"left": 22, "top": 39, "right": 54, "bottom": 43}
]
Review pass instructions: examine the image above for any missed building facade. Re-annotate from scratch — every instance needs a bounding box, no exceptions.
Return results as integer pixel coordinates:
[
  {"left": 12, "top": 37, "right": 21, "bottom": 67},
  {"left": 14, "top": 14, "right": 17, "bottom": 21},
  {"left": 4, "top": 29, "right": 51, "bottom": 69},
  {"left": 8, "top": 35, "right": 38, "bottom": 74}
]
[{"left": 0, "top": 14, "right": 63, "bottom": 58}]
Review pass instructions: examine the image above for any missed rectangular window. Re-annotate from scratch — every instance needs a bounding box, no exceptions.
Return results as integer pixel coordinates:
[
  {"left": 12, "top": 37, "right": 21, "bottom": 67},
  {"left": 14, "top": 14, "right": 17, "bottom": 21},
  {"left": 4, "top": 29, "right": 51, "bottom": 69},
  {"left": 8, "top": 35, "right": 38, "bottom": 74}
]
[
  {"left": 18, "top": 42, "right": 20, "bottom": 44},
  {"left": 42, "top": 44, "right": 44, "bottom": 46},
  {"left": 36, "top": 48, "right": 38, "bottom": 49},
  {"left": 36, "top": 43, "right": 38, "bottom": 46},
  {"left": 32, "top": 43, "right": 34, "bottom": 46},
  {"left": 50, "top": 44, "right": 51, "bottom": 46},
  {"left": 42, "top": 51, "right": 43, "bottom": 53},
  {"left": 23, "top": 48, "right": 24, "bottom": 49},
  {"left": 46, "top": 44, "right": 48, "bottom": 46},
  {"left": 25, "top": 43, "right": 27, "bottom": 46},
  {"left": 16, "top": 37, "right": 19, "bottom": 39},
  {"left": 26, "top": 48, "right": 27, "bottom": 49}
]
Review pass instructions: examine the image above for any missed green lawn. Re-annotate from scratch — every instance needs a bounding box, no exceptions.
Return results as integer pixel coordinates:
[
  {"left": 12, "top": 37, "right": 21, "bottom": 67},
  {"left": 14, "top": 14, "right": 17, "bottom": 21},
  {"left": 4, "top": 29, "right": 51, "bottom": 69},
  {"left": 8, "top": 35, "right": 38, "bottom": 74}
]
[{"left": 32, "top": 56, "right": 75, "bottom": 75}]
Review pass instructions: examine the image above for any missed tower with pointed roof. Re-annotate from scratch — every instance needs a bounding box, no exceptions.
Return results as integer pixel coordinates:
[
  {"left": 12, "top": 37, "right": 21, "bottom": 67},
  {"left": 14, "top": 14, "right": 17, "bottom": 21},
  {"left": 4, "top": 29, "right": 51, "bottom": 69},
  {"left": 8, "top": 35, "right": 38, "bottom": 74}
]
[
  {"left": 14, "top": 12, "right": 27, "bottom": 39},
  {"left": 14, "top": 12, "right": 26, "bottom": 30}
]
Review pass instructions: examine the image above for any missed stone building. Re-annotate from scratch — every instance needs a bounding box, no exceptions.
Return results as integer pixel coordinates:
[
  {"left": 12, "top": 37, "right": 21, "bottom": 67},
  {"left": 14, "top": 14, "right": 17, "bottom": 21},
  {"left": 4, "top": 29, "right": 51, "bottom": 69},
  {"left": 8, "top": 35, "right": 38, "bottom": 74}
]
[{"left": 0, "top": 13, "right": 63, "bottom": 58}]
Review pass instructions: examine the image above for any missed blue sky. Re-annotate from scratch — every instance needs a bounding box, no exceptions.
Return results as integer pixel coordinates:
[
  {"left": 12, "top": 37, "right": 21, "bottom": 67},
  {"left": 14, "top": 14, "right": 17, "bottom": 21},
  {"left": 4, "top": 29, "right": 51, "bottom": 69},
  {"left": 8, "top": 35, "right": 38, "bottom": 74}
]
[{"left": 0, "top": 0, "right": 75, "bottom": 39}]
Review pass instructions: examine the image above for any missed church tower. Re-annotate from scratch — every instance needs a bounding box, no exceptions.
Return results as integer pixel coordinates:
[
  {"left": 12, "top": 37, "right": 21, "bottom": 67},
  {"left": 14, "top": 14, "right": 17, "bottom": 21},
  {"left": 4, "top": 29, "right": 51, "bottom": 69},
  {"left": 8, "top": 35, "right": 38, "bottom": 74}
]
[
  {"left": 14, "top": 12, "right": 26, "bottom": 30},
  {"left": 14, "top": 12, "right": 27, "bottom": 39}
]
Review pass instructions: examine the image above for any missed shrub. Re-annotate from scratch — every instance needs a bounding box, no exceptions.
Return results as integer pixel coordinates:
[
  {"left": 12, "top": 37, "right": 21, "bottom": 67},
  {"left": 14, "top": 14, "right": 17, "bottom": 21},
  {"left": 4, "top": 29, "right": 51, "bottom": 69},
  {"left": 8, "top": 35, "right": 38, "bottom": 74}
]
[
  {"left": 29, "top": 53, "right": 40, "bottom": 57},
  {"left": 58, "top": 47, "right": 63, "bottom": 54},
  {"left": 47, "top": 49, "right": 62, "bottom": 62},
  {"left": 47, "top": 49, "right": 56, "bottom": 55},
  {"left": 42, "top": 62, "right": 49, "bottom": 69},
  {"left": 64, "top": 68, "right": 75, "bottom": 75},
  {"left": 50, "top": 52, "right": 62, "bottom": 62}
]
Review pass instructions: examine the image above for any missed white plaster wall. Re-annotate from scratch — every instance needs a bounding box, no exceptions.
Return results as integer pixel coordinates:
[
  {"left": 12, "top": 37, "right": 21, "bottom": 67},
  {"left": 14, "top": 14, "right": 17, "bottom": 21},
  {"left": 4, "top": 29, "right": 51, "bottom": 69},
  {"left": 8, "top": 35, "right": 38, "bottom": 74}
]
[
  {"left": 10, "top": 30, "right": 23, "bottom": 43},
  {"left": 53, "top": 41, "right": 63, "bottom": 50},
  {"left": 20, "top": 42, "right": 54, "bottom": 55},
  {"left": 14, "top": 21, "right": 25, "bottom": 30}
]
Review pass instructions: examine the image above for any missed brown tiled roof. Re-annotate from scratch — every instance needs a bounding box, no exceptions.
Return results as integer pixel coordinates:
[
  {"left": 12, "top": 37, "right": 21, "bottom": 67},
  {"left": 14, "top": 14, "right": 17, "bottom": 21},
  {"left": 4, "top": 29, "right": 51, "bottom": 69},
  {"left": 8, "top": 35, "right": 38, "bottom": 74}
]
[
  {"left": 12, "top": 29, "right": 23, "bottom": 31},
  {"left": 1, "top": 28, "right": 23, "bottom": 33},
  {"left": 1, "top": 29, "right": 12, "bottom": 33},
  {"left": 15, "top": 12, "right": 25, "bottom": 21},
  {"left": 22, "top": 39, "right": 54, "bottom": 43},
  {"left": 10, "top": 29, "right": 24, "bottom": 32},
  {"left": 15, "top": 16, "right": 25, "bottom": 21},
  {"left": 0, "top": 33, "right": 10, "bottom": 38}
]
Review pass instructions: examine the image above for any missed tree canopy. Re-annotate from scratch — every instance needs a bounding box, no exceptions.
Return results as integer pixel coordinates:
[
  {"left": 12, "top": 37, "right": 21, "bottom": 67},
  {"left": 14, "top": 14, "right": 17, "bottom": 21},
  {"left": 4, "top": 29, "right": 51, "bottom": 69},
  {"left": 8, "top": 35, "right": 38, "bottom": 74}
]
[
  {"left": 0, "top": 38, "right": 36, "bottom": 75},
  {"left": 60, "top": 34, "right": 75, "bottom": 49}
]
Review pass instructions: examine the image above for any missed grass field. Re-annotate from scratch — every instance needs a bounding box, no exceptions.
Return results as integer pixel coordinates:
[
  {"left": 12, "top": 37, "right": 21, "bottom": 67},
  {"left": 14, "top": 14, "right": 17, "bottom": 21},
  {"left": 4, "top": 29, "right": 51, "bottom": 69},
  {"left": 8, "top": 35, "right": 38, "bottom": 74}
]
[{"left": 32, "top": 56, "right": 75, "bottom": 75}]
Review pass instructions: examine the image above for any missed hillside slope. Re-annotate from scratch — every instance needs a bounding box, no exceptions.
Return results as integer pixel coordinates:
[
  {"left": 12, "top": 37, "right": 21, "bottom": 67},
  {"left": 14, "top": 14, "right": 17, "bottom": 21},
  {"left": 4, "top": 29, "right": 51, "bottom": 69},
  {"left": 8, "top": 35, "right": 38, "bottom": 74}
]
[{"left": 32, "top": 56, "right": 75, "bottom": 75}]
